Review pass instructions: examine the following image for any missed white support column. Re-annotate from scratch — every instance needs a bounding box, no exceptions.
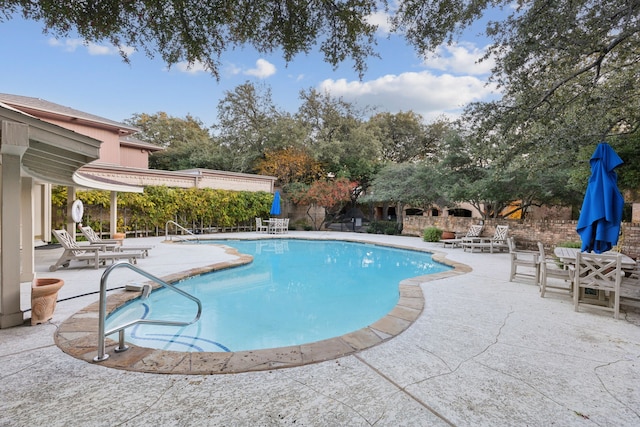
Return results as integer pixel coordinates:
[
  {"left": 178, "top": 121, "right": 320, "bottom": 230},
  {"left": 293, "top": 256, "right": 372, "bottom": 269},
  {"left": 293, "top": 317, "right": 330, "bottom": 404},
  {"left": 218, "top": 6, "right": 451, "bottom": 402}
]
[
  {"left": 42, "top": 183, "right": 52, "bottom": 243},
  {"left": 1, "top": 121, "right": 29, "bottom": 328},
  {"left": 66, "top": 186, "right": 76, "bottom": 239},
  {"left": 20, "top": 177, "right": 34, "bottom": 282},
  {"left": 110, "top": 191, "right": 118, "bottom": 237}
]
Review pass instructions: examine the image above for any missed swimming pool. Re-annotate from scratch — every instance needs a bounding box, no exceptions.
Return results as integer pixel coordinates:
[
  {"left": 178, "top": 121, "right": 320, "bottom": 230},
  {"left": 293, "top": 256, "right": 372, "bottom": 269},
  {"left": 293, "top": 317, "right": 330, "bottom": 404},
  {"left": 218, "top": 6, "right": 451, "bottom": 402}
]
[{"left": 105, "top": 239, "right": 451, "bottom": 352}]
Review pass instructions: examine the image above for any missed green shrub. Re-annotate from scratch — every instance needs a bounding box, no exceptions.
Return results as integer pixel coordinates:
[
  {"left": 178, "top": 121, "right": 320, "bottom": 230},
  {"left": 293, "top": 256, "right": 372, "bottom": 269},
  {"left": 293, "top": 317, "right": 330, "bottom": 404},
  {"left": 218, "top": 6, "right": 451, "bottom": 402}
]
[
  {"left": 557, "top": 241, "right": 581, "bottom": 248},
  {"left": 422, "top": 226, "right": 443, "bottom": 242},
  {"left": 367, "top": 221, "right": 401, "bottom": 235}
]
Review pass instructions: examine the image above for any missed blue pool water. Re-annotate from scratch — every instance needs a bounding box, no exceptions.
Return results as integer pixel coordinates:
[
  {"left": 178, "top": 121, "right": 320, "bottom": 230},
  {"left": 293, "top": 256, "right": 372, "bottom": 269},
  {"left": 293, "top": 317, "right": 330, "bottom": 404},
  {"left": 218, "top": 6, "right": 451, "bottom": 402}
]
[{"left": 106, "top": 239, "right": 450, "bottom": 352}]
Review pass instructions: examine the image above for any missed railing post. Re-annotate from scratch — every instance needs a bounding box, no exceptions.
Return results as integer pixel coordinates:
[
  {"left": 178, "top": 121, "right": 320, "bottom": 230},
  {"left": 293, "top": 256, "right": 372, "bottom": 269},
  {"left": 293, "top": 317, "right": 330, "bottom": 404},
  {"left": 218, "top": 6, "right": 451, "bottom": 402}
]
[
  {"left": 93, "top": 262, "right": 202, "bottom": 363},
  {"left": 93, "top": 265, "right": 112, "bottom": 362}
]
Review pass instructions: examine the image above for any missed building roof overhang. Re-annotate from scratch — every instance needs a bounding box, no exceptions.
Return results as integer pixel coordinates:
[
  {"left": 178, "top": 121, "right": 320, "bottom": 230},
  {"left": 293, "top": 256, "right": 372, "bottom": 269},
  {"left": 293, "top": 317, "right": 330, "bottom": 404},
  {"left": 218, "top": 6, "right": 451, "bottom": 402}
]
[
  {"left": 0, "top": 93, "right": 139, "bottom": 135},
  {"left": 0, "top": 103, "right": 102, "bottom": 186},
  {"left": 73, "top": 172, "right": 144, "bottom": 193}
]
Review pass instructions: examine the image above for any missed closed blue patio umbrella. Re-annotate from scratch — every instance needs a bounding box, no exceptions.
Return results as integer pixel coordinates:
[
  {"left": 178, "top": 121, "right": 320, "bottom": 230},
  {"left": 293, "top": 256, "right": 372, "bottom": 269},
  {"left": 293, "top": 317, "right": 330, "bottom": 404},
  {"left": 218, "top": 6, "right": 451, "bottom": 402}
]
[
  {"left": 270, "top": 191, "right": 281, "bottom": 216},
  {"left": 576, "top": 142, "right": 624, "bottom": 253}
]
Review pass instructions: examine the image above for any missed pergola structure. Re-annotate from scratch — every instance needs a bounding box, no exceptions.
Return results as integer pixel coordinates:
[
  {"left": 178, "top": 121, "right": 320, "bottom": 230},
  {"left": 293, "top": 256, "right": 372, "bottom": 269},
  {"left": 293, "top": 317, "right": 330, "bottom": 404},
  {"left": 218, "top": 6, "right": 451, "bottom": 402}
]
[{"left": 0, "top": 103, "right": 101, "bottom": 328}]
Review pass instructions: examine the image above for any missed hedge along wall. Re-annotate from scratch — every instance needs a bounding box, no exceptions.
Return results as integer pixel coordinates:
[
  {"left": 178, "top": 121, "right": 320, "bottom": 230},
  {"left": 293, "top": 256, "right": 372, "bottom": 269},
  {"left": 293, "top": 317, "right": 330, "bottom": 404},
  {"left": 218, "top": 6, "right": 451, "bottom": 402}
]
[
  {"left": 403, "top": 216, "right": 640, "bottom": 260},
  {"left": 52, "top": 186, "right": 274, "bottom": 236}
]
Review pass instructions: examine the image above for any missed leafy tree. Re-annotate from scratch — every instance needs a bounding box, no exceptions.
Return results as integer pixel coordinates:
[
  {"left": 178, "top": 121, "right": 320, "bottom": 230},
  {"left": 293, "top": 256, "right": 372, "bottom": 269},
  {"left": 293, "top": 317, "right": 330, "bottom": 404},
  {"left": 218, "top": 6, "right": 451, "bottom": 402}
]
[
  {"left": 4, "top": 0, "right": 377, "bottom": 77},
  {"left": 568, "top": 134, "right": 640, "bottom": 197},
  {"left": 460, "top": 0, "right": 640, "bottom": 147},
  {"left": 125, "top": 112, "right": 216, "bottom": 170},
  {"left": 261, "top": 114, "right": 309, "bottom": 153},
  {"left": 8, "top": 0, "right": 638, "bottom": 141},
  {"left": 612, "top": 135, "right": 640, "bottom": 194},
  {"left": 295, "top": 88, "right": 380, "bottom": 198},
  {"left": 214, "top": 82, "right": 284, "bottom": 173},
  {"left": 288, "top": 178, "right": 356, "bottom": 230},
  {"left": 295, "top": 88, "right": 370, "bottom": 146},
  {"left": 436, "top": 125, "right": 582, "bottom": 219},
  {"left": 255, "top": 147, "right": 324, "bottom": 186},
  {"left": 364, "top": 162, "right": 442, "bottom": 225},
  {"left": 321, "top": 123, "right": 382, "bottom": 201},
  {"left": 125, "top": 112, "right": 209, "bottom": 148},
  {"left": 367, "top": 111, "right": 432, "bottom": 162}
]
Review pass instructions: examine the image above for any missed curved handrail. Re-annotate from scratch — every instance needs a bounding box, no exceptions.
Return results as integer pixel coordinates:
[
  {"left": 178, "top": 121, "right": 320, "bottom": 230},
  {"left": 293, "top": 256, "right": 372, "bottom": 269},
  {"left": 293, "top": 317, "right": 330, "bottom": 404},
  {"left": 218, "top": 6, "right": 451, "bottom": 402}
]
[
  {"left": 94, "top": 262, "right": 202, "bottom": 362},
  {"left": 165, "top": 220, "right": 198, "bottom": 241}
]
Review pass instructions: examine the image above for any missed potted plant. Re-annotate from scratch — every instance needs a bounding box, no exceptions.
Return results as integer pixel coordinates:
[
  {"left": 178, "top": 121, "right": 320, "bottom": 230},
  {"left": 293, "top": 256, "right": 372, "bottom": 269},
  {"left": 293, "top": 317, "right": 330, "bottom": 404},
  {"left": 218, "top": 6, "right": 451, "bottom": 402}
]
[
  {"left": 31, "top": 277, "right": 64, "bottom": 325},
  {"left": 441, "top": 230, "right": 456, "bottom": 239}
]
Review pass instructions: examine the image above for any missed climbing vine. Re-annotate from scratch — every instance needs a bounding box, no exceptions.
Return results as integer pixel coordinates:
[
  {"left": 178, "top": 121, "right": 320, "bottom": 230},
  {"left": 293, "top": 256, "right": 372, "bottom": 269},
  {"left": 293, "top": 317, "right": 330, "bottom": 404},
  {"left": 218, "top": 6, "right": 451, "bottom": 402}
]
[{"left": 52, "top": 185, "right": 273, "bottom": 234}]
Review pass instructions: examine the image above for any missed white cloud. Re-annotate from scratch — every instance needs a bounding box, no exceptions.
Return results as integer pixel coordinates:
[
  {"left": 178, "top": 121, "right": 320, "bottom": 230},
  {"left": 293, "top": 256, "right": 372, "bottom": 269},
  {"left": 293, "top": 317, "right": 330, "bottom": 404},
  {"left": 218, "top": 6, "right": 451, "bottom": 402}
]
[
  {"left": 244, "top": 59, "right": 276, "bottom": 78},
  {"left": 289, "top": 73, "right": 305, "bottom": 82},
  {"left": 48, "top": 37, "right": 134, "bottom": 57},
  {"left": 175, "top": 60, "right": 209, "bottom": 74},
  {"left": 48, "top": 38, "right": 82, "bottom": 52},
  {"left": 225, "top": 63, "right": 242, "bottom": 76},
  {"left": 422, "top": 42, "right": 494, "bottom": 76},
  {"left": 366, "top": 11, "right": 393, "bottom": 35},
  {"left": 318, "top": 70, "right": 499, "bottom": 122},
  {"left": 86, "top": 43, "right": 114, "bottom": 55}
]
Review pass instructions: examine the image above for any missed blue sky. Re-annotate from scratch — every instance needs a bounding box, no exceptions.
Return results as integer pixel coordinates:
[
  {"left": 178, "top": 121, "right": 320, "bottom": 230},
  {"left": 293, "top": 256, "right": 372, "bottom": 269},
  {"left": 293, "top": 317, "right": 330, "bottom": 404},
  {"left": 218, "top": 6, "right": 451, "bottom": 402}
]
[{"left": 0, "top": 11, "right": 501, "bottom": 128}]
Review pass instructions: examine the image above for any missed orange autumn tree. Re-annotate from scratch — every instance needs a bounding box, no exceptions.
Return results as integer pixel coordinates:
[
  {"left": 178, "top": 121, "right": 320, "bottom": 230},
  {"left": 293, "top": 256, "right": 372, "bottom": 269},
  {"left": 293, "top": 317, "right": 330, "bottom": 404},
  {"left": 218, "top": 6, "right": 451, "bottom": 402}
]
[
  {"left": 289, "top": 178, "right": 357, "bottom": 230},
  {"left": 255, "top": 147, "right": 324, "bottom": 185}
]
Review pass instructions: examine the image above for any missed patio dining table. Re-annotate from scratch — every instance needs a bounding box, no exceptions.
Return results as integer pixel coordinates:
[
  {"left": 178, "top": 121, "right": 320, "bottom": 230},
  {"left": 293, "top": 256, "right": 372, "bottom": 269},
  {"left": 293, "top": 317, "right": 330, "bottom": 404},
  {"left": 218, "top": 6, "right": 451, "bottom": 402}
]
[
  {"left": 553, "top": 247, "right": 636, "bottom": 270},
  {"left": 554, "top": 247, "right": 640, "bottom": 310},
  {"left": 264, "top": 218, "right": 288, "bottom": 234}
]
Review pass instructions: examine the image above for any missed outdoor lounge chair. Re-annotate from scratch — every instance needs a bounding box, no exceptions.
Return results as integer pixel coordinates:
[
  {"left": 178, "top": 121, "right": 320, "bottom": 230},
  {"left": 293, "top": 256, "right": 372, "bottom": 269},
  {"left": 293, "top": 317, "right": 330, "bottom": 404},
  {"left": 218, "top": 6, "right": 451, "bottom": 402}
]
[
  {"left": 507, "top": 237, "right": 540, "bottom": 283},
  {"left": 50, "top": 229, "right": 143, "bottom": 271},
  {"left": 80, "top": 226, "right": 152, "bottom": 257},
  {"left": 462, "top": 225, "right": 509, "bottom": 253},
  {"left": 440, "top": 224, "right": 483, "bottom": 248}
]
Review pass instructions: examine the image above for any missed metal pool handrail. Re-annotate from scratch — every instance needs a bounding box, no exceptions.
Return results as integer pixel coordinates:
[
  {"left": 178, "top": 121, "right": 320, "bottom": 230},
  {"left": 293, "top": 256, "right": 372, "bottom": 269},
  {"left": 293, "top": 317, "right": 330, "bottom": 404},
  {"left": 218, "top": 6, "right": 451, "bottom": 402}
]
[
  {"left": 165, "top": 220, "right": 198, "bottom": 241},
  {"left": 93, "top": 262, "right": 202, "bottom": 362}
]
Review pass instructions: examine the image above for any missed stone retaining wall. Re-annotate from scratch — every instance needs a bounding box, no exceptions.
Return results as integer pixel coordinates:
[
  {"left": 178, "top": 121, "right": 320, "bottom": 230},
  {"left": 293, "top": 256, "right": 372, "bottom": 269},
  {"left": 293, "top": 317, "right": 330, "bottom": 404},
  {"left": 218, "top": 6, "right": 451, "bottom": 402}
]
[{"left": 403, "top": 216, "right": 640, "bottom": 259}]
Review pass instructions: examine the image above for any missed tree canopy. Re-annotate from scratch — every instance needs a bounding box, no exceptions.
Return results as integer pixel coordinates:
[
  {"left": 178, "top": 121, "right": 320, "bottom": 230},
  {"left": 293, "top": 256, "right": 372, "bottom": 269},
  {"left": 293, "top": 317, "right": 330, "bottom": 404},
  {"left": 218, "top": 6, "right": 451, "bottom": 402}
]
[
  {"left": 2, "top": 0, "right": 378, "bottom": 77},
  {"left": 124, "top": 112, "right": 218, "bottom": 170},
  {"left": 464, "top": 0, "right": 640, "bottom": 144},
  {"left": 5, "top": 0, "right": 639, "bottom": 141},
  {"left": 12, "top": 0, "right": 640, "bottom": 221}
]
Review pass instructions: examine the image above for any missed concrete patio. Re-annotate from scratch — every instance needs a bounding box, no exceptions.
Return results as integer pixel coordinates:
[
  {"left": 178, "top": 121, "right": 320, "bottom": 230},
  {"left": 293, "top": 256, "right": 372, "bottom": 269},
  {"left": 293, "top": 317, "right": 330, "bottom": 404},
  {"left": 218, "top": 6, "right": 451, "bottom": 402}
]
[{"left": 1, "top": 231, "right": 639, "bottom": 426}]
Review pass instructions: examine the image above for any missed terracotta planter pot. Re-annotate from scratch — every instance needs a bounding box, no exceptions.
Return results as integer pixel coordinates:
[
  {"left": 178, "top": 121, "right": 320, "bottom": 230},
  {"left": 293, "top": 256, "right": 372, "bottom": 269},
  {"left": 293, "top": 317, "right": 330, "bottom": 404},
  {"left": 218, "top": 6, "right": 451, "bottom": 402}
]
[
  {"left": 31, "top": 278, "right": 64, "bottom": 325},
  {"left": 442, "top": 231, "right": 456, "bottom": 240}
]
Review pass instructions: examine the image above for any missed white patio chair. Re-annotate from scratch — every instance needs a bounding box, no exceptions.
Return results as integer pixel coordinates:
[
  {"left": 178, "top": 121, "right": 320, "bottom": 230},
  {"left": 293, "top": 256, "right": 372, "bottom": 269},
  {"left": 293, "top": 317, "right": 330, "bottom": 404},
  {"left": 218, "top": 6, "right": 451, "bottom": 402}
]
[{"left": 255, "top": 218, "right": 268, "bottom": 233}]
